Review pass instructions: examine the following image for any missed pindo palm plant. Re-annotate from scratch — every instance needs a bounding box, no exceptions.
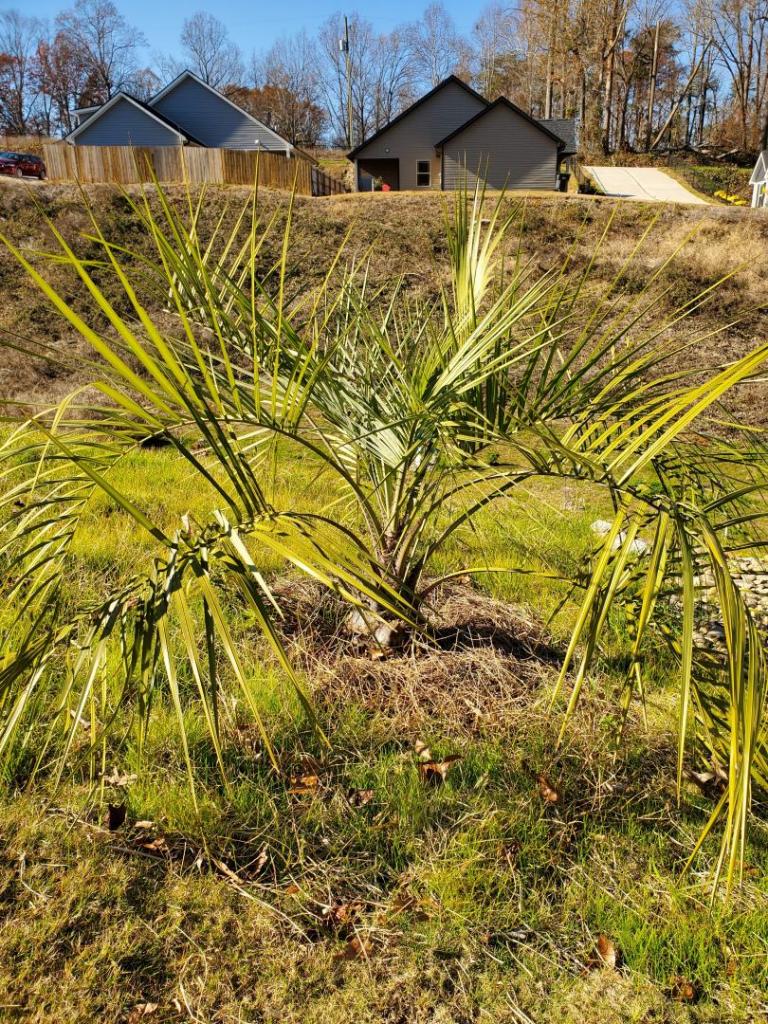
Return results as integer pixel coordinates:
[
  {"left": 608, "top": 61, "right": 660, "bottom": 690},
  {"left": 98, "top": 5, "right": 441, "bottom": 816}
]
[{"left": 1, "top": 179, "right": 767, "bottom": 888}]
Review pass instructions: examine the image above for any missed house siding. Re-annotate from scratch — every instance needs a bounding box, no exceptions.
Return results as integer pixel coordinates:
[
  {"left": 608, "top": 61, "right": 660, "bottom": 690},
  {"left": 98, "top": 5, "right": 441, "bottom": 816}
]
[
  {"left": 74, "top": 97, "right": 181, "bottom": 146},
  {"left": 354, "top": 80, "right": 486, "bottom": 190},
  {"left": 152, "top": 77, "right": 286, "bottom": 151},
  {"left": 442, "top": 104, "right": 559, "bottom": 191}
]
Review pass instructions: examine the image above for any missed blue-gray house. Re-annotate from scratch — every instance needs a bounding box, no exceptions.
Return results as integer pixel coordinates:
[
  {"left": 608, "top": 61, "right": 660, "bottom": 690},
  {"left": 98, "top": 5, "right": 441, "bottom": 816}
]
[{"left": 67, "top": 71, "right": 294, "bottom": 154}]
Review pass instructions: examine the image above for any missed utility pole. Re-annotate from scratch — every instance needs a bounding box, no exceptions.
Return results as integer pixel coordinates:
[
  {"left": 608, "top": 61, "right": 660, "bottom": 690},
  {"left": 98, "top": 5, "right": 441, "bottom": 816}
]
[
  {"left": 645, "top": 21, "right": 660, "bottom": 151},
  {"left": 340, "top": 17, "right": 353, "bottom": 148}
]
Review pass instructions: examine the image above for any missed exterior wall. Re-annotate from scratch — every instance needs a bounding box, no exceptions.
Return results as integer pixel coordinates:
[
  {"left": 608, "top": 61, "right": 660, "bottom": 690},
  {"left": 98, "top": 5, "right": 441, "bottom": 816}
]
[
  {"left": 442, "top": 105, "right": 559, "bottom": 191},
  {"left": 353, "top": 80, "right": 486, "bottom": 190},
  {"left": 152, "top": 77, "right": 286, "bottom": 151},
  {"left": 74, "top": 98, "right": 180, "bottom": 146}
]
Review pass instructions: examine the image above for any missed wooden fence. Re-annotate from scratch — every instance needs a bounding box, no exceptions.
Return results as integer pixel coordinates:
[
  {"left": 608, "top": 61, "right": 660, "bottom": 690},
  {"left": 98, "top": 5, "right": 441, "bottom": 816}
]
[
  {"left": 42, "top": 144, "right": 345, "bottom": 195},
  {"left": 311, "top": 165, "right": 347, "bottom": 196}
]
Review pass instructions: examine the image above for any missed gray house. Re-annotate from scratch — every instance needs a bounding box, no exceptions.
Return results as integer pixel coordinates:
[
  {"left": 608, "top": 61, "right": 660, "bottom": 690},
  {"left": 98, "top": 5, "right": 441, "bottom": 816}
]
[
  {"left": 67, "top": 71, "right": 294, "bottom": 154},
  {"left": 348, "top": 76, "right": 577, "bottom": 192}
]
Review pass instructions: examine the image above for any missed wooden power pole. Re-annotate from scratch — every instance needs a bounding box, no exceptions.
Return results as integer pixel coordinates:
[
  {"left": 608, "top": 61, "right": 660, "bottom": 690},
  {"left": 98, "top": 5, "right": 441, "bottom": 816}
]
[{"left": 340, "top": 17, "right": 353, "bottom": 148}]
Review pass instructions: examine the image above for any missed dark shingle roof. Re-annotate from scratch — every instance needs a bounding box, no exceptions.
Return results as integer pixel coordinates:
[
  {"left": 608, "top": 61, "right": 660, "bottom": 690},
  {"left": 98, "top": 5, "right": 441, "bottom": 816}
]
[
  {"left": 435, "top": 97, "right": 567, "bottom": 149},
  {"left": 537, "top": 117, "right": 579, "bottom": 155}
]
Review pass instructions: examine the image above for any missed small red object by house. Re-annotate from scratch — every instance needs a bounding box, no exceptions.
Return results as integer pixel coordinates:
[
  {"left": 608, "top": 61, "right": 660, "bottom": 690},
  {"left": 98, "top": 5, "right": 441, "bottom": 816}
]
[{"left": 381, "top": 183, "right": 391, "bottom": 192}]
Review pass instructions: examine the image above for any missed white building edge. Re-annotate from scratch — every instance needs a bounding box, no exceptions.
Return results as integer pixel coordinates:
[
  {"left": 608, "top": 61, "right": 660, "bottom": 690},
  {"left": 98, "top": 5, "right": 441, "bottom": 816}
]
[{"left": 750, "top": 150, "right": 768, "bottom": 208}]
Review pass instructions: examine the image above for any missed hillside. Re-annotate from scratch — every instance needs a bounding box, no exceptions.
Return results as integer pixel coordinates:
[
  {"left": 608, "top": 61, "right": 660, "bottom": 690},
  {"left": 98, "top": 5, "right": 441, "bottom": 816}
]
[
  {"left": 1, "top": 182, "right": 767, "bottom": 425},
  {"left": 1, "top": 182, "right": 768, "bottom": 1024}
]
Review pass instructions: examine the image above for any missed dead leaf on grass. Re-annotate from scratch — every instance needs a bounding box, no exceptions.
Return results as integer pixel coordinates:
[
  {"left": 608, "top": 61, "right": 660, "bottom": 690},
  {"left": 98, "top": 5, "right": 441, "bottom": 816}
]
[
  {"left": 537, "top": 774, "right": 561, "bottom": 804},
  {"left": 414, "top": 740, "right": 432, "bottom": 762},
  {"left": 138, "top": 836, "right": 169, "bottom": 855},
  {"left": 133, "top": 820, "right": 155, "bottom": 830},
  {"left": 501, "top": 842, "right": 519, "bottom": 869},
  {"left": 348, "top": 788, "right": 375, "bottom": 808},
  {"left": 688, "top": 767, "right": 727, "bottom": 798},
  {"left": 289, "top": 773, "right": 320, "bottom": 795},
  {"left": 322, "top": 900, "right": 363, "bottom": 932},
  {"left": 102, "top": 768, "right": 137, "bottom": 788},
  {"left": 587, "top": 933, "right": 619, "bottom": 970},
  {"left": 128, "top": 1003, "right": 158, "bottom": 1021},
  {"left": 107, "top": 804, "right": 126, "bottom": 831},
  {"left": 418, "top": 755, "right": 462, "bottom": 786},
  {"left": 669, "top": 976, "right": 699, "bottom": 1002},
  {"left": 337, "top": 934, "right": 372, "bottom": 960}
]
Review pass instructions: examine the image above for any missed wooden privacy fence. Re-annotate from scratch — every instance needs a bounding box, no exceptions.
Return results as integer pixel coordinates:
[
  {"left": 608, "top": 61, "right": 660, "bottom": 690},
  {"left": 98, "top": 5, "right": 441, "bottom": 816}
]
[
  {"left": 311, "top": 165, "right": 347, "bottom": 196},
  {"left": 42, "top": 144, "right": 346, "bottom": 195}
]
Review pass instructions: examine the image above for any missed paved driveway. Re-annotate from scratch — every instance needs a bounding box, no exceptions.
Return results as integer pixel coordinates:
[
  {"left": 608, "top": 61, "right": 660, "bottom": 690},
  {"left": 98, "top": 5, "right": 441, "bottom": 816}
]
[{"left": 585, "top": 166, "right": 708, "bottom": 204}]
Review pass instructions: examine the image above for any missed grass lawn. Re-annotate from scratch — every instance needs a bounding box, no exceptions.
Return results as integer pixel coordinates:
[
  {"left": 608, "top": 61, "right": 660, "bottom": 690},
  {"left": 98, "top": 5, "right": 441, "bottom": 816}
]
[{"left": 1, "top": 441, "right": 767, "bottom": 1023}]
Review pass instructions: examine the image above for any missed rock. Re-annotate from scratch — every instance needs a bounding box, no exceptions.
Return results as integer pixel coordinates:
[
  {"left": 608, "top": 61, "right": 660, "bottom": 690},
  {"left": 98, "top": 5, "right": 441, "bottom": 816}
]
[
  {"left": 591, "top": 519, "right": 613, "bottom": 537},
  {"left": 590, "top": 519, "right": 650, "bottom": 555}
]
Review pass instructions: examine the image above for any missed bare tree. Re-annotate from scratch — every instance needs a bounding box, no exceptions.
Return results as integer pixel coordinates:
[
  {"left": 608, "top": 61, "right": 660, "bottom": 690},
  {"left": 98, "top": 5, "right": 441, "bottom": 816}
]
[
  {"left": 33, "top": 28, "right": 89, "bottom": 134},
  {"left": 0, "top": 10, "right": 44, "bottom": 133},
  {"left": 55, "top": 0, "right": 145, "bottom": 102},
  {"left": 179, "top": 11, "right": 243, "bottom": 88},
  {"left": 473, "top": 4, "right": 519, "bottom": 98},
  {"left": 408, "top": 2, "right": 466, "bottom": 87},
  {"left": 245, "top": 33, "right": 326, "bottom": 144}
]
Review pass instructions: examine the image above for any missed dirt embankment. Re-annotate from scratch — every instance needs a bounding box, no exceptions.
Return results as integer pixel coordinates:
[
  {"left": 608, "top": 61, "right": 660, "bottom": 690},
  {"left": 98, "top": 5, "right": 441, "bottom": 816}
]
[{"left": 0, "top": 181, "right": 766, "bottom": 423}]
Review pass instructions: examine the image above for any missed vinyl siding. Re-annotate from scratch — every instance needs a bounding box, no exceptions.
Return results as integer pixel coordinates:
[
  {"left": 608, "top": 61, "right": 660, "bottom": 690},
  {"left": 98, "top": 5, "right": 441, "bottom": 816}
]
[
  {"left": 74, "top": 97, "right": 181, "bottom": 146},
  {"left": 354, "top": 80, "right": 486, "bottom": 190},
  {"left": 152, "top": 77, "right": 286, "bottom": 151},
  {"left": 442, "top": 104, "right": 559, "bottom": 190}
]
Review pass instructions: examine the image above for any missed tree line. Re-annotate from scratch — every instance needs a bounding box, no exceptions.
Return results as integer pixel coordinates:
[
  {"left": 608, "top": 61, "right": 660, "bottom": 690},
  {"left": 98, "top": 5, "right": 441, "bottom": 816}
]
[{"left": 1, "top": 0, "right": 767, "bottom": 156}]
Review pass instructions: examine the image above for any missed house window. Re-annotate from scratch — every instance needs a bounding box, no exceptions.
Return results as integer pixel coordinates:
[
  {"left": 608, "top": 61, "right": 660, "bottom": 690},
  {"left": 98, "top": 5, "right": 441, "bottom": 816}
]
[{"left": 416, "top": 160, "right": 431, "bottom": 187}]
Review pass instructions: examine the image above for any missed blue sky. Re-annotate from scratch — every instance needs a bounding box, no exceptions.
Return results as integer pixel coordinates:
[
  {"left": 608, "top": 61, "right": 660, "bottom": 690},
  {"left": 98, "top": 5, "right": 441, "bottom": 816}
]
[{"left": 29, "top": 1, "right": 479, "bottom": 63}]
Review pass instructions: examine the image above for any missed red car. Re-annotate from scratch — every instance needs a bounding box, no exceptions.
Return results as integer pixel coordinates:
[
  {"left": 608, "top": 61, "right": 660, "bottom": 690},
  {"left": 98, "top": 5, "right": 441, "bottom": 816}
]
[{"left": 0, "top": 152, "right": 47, "bottom": 179}]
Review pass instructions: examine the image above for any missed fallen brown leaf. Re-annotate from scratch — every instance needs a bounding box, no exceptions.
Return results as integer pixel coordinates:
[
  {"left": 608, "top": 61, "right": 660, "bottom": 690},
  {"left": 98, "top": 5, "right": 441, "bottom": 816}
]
[
  {"left": 322, "top": 900, "right": 363, "bottom": 932},
  {"left": 107, "top": 804, "right": 126, "bottom": 831},
  {"left": 337, "top": 934, "right": 372, "bottom": 960},
  {"left": 139, "top": 836, "right": 168, "bottom": 855},
  {"left": 414, "top": 740, "right": 433, "bottom": 762},
  {"left": 348, "top": 788, "right": 375, "bottom": 808},
  {"left": 289, "top": 773, "right": 320, "bottom": 795},
  {"left": 537, "top": 774, "right": 561, "bottom": 804},
  {"left": 249, "top": 845, "right": 269, "bottom": 875},
  {"left": 688, "top": 767, "right": 727, "bottom": 798},
  {"left": 418, "top": 755, "right": 462, "bottom": 786},
  {"left": 102, "top": 768, "right": 137, "bottom": 788},
  {"left": 669, "top": 976, "right": 698, "bottom": 1002},
  {"left": 128, "top": 1003, "right": 158, "bottom": 1022},
  {"left": 588, "top": 933, "right": 618, "bottom": 970}
]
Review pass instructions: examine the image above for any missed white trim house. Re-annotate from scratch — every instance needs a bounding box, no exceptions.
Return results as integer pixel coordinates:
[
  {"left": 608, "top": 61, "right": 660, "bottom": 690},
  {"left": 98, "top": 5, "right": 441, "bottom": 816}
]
[{"left": 750, "top": 150, "right": 768, "bottom": 208}]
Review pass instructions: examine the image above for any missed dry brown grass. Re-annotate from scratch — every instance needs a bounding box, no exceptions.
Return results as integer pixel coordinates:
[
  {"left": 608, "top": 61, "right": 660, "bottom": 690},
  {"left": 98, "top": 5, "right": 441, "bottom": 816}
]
[
  {"left": 1, "top": 181, "right": 767, "bottom": 423},
  {"left": 272, "top": 577, "right": 558, "bottom": 733}
]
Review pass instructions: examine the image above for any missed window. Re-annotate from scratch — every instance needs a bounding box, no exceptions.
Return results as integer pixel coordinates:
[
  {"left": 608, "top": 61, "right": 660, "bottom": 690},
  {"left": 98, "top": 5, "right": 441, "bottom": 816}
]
[{"left": 416, "top": 160, "right": 431, "bottom": 187}]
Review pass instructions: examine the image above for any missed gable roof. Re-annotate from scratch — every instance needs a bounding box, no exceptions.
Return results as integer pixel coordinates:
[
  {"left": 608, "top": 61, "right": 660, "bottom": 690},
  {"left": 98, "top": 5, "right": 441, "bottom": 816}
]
[
  {"left": 435, "top": 96, "right": 565, "bottom": 149},
  {"left": 538, "top": 116, "right": 578, "bottom": 154},
  {"left": 751, "top": 150, "right": 768, "bottom": 184},
  {"left": 65, "top": 91, "right": 203, "bottom": 144},
  {"left": 149, "top": 69, "right": 294, "bottom": 153},
  {"left": 348, "top": 75, "right": 488, "bottom": 159}
]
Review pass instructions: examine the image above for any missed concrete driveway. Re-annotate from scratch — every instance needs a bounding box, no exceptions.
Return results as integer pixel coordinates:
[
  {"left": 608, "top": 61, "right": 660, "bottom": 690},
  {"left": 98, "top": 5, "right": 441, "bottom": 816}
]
[{"left": 585, "top": 166, "right": 708, "bottom": 204}]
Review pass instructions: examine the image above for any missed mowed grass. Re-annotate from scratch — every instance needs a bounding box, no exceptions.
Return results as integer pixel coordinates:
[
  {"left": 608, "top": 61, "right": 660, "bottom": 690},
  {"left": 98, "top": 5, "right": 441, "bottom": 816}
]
[{"left": 1, "top": 438, "right": 767, "bottom": 1022}]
